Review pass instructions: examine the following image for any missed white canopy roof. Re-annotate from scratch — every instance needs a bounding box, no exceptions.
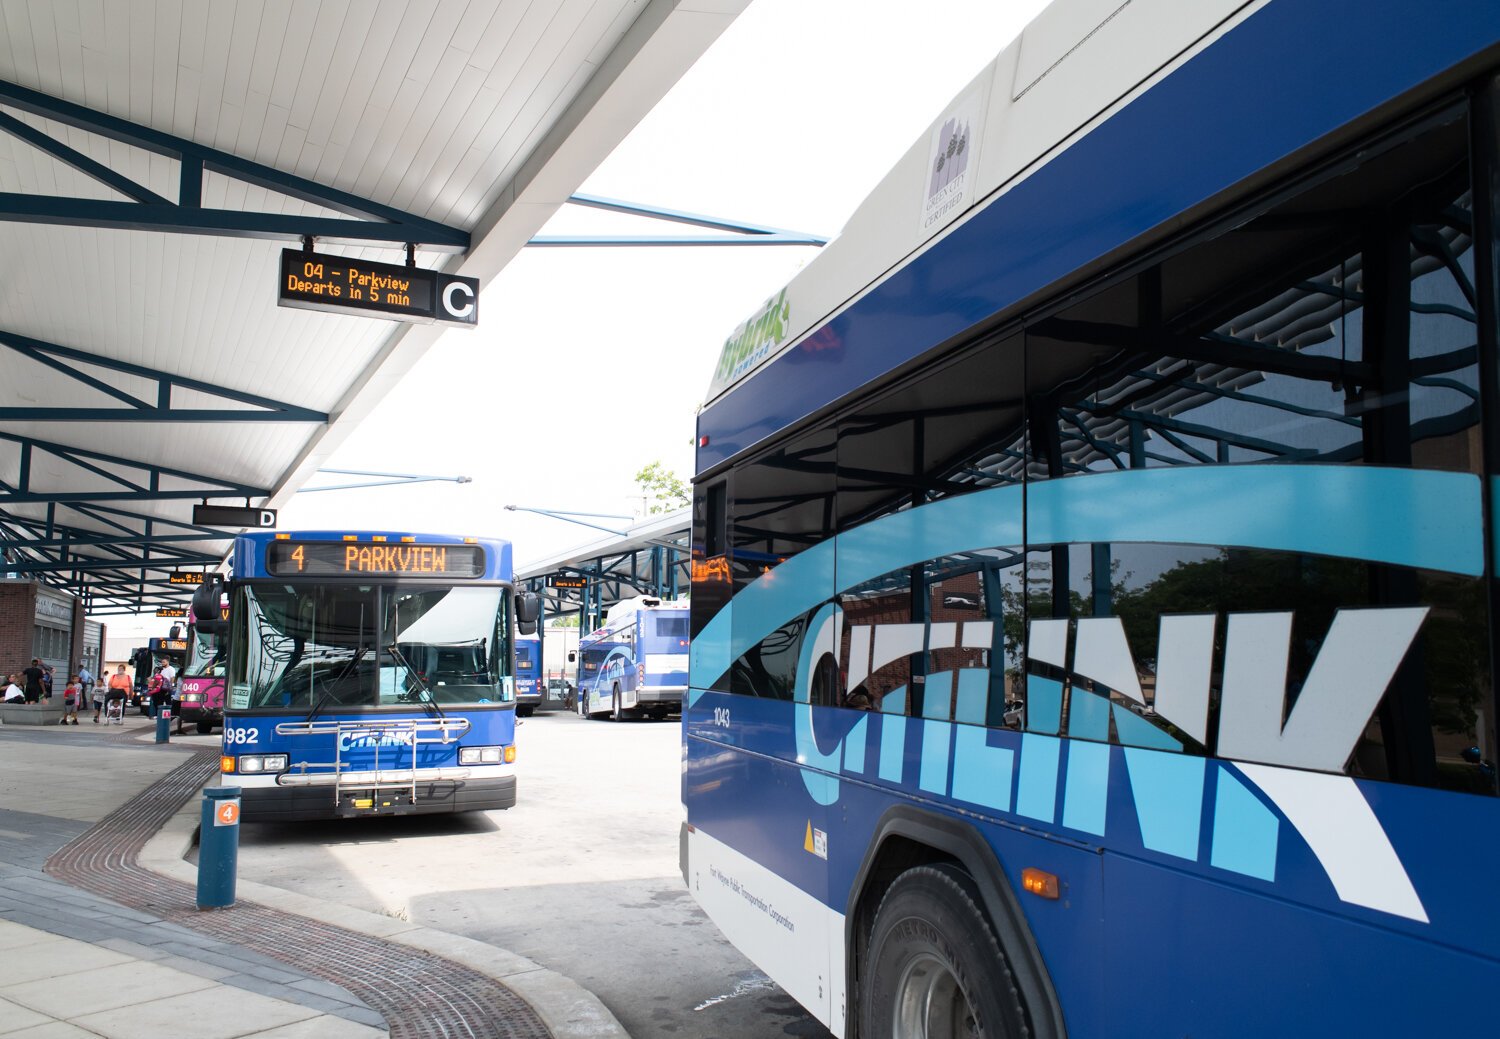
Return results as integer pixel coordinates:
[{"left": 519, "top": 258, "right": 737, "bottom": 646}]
[{"left": 0, "top": 0, "right": 746, "bottom": 614}]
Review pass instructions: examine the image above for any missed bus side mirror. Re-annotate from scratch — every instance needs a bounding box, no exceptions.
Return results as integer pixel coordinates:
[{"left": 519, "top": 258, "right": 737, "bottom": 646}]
[
  {"left": 568, "top": 651, "right": 577, "bottom": 663},
  {"left": 516, "top": 591, "right": 540, "bottom": 635},
  {"left": 191, "top": 578, "right": 228, "bottom": 634}
]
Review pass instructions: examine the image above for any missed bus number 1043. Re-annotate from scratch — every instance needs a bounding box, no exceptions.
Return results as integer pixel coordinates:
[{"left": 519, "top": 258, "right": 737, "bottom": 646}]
[{"left": 713, "top": 707, "right": 731, "bottom": 729}]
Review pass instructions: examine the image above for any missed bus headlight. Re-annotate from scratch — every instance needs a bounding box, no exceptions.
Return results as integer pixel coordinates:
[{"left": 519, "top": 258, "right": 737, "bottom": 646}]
[
  {"left": 459, "top": 746, "right": 504, "bottom": 764},
  {"left": 237, "top": 754, "right": 287, "bottom": 773}
]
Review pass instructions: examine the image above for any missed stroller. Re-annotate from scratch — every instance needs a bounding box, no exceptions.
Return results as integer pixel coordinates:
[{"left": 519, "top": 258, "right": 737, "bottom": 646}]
[{"left": 104, "top": 690, "right": 126, "bottom": 725}]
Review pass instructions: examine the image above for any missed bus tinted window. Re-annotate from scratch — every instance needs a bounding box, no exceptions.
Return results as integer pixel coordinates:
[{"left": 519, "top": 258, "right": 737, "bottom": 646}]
[
  {"left": 651, "top": 614, "right": 689, "bottom": 640},
  {"left": 727, "top": 430, "right": 836, "bottom": 700},
  {"left": 1019, "top": 109, "right": 1491, "bottom": 793}
]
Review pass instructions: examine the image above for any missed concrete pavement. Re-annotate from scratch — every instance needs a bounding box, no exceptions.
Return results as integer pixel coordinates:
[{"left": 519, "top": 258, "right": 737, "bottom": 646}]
[{"left": 0, "top": 716, "right": 626, "bottom": 1039}]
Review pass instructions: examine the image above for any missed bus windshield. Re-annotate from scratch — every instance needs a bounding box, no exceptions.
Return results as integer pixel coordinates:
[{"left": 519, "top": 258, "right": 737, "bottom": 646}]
[
  {"left": 186, "top": 626, "right": 225, "bottom": 678},
  {"left": 231, "top": 583, "right": 513, "bottom": 709}
]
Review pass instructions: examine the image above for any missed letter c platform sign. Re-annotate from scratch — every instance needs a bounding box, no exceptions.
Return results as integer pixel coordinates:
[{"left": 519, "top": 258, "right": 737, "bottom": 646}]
[{"left": 437, "top": 274, "right": 479, "bottom": 326}]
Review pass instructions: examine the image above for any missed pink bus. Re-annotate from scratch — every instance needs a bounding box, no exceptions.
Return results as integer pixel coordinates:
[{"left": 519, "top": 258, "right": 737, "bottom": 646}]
[{"left": 179, "top": 597, "right": 227, "bottom": 734}]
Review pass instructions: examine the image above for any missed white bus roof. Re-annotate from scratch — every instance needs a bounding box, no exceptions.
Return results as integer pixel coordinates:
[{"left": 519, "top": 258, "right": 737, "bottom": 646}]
[{"left": 701, "top": 0, "right": 1254, "bottom": 408}]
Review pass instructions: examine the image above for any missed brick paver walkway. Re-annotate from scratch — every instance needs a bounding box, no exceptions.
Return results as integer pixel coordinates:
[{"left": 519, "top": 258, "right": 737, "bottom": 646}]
[{"left": 46, "top": 747, "right": 553, "bottom": 1039}]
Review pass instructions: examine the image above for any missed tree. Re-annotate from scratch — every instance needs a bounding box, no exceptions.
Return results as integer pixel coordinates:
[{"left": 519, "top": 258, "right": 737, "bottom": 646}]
[{"left": 635, "top": 460, "right": 689, "bottom": 515}]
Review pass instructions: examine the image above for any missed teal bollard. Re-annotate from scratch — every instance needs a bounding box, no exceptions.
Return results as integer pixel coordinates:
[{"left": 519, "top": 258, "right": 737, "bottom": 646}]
[
  {"left": 155, "top": 707, "right": 171, "bottom": 743},
  {"left": 197, "top": 786, "right": 241, "bottom": 909}
]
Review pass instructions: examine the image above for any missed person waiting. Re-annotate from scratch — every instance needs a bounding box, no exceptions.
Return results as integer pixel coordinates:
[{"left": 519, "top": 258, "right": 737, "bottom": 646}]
[
  {"left": 106, "top": 665, "right": 132, "bottom": 708},
  {"left": 3, "top": 675, "right": 24, "bottom": 703},
  {"left": 21, "top": 659, "right": 45, "bottom": 703}
]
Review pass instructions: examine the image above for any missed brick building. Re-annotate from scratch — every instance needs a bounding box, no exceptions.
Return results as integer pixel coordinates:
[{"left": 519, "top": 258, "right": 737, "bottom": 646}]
[{"left": 0, "top": 580, "right": 105, "bottom": 686}]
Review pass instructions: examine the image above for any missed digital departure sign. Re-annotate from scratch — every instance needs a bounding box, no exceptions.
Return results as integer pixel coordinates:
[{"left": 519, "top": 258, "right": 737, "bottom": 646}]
[
  {"left": 168, "top": 571, "right": 205, "bottom": 585},
  {"left": 547, "top": 575, "right": 589, "bottom": 589},
  {"left": 150, "top": 638, "right": 189, "bottom": 653},
  {"left": 155, "top": 607, "right": 188, "bottom": 618},
  {"left": 266, "top": 541, "right": 485, "bottom": 578},
  {"left": 277, "top": 250, "right": 479, "bottom": 327}
]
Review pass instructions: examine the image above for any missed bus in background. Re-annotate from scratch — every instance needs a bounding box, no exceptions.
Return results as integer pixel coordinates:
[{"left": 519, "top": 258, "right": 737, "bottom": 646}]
[
  {"left": 219, "top": 531, "right": 539, "bottom": 822},
  {"left": 128, "top": 636, "right": 187, "bottom": 715},
  {"left": 576, "top": 596, "right": 688, "bottom": 721},
  {"left": 683, "top": 2, "right": 1500, "bottom": 1036},
  {"left": 515, "top": 633, "right": 542, "bottom": 716},
  {"left": 179, "top": 590, "right": 229, "bottom": 734},
  {"left": 127, "top": 645, "right": 153, "bottom": 713}
]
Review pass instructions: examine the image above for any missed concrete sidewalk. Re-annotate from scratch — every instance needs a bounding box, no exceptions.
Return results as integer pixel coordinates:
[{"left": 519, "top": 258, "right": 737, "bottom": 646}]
[
  {"left": 0, "top": 720, "right": 386, "bottom": 1038},
  {"left": 0, "top": 718, "right": 625, "bottom": 1039},
  {"left": 0, "top": 918, "right": 381, "bottom": 1039}
]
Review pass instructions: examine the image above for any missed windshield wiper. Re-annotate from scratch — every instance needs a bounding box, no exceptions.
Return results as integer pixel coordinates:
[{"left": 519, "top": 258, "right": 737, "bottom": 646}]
[
  {"left": 388, "top": 645, "right": 445, "bottom": 721},
  {"left": 304, "top": 647, "right": 367, "bottom": 726}
]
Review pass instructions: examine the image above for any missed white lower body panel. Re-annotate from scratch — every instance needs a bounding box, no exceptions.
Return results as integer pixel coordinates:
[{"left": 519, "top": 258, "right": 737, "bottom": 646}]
[{"left": 686, "top": 827, "right": 846, "bottom": 1037}]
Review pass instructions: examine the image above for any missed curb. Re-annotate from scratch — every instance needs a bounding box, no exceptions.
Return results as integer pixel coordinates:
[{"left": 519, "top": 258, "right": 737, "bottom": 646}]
[{"left": 140, "top": 789, "right": 629, "bottom": 1039}]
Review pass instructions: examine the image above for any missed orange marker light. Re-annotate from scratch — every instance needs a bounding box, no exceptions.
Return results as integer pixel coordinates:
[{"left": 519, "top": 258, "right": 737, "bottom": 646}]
[
  {"left": 342, "top": 534, "right": 358, "bottom": 541},
  {"left": 274, "top": 533, "right": 290, "bottom": 540},
  {"left": 504, "top": 746, "right": 517, "bottom": 763},
  {"left": 220, "top": 756, "right": 237, "bottom": 773},
  {"left": 1022, "top": 868, "right": 1059, "bottom": 900}
]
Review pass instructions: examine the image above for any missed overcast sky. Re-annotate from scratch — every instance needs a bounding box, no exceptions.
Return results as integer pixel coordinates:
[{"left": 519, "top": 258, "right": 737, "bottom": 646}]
[{"left": 271, "top": 0, "right": 1052, "bottom": 570}]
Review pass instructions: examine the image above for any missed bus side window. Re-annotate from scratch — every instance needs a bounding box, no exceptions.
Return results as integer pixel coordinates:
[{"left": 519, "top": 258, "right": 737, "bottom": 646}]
[{"left": 727, "top": 431, "right": 835, "bottom": 699}]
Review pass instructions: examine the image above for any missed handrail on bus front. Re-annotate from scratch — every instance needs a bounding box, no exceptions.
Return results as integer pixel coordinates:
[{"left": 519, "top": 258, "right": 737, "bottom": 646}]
[{"left": 271, "top": 717, "right": 475, "bottom": 805}]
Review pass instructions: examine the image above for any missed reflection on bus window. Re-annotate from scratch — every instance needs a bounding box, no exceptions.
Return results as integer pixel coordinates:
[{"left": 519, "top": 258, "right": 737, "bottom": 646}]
[{"left": 233, "top": 584, "right": 511, "bottom": 708}]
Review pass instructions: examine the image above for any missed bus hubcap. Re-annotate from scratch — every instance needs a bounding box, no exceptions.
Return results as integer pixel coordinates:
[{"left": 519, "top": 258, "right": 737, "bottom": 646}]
[{"left": 893, "top": 952, "right": 977, "bottom": 1039}]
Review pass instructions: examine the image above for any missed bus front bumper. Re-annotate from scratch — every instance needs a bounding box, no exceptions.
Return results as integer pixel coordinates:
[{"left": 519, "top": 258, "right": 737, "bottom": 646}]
[{"left": 235, "top": 774, "right": 516, "bottom": 822}]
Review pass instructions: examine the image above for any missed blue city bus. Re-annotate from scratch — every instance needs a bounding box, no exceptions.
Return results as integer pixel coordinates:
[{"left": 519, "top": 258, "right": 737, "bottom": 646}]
[
  {"left": 576, "top": 596, "right": 689, "bottom": 721},
  {"left": 515, "top": 633, "right": 542, "bottom": 716},
  {"left": 683, "top": 2, "right": 1500, "bottom": 1036},
  {"left": 218, "top": 531, "right": 539, "bottom": 822}
]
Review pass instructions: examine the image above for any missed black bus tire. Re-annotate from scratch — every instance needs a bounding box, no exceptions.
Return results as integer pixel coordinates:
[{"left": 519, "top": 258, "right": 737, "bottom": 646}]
[
  {"left": 861, "top": 864, "right": 1027, "bottom": 1039},
  {"left": 611, "top": 684, "right": 624, "bottom": 722},
  {"left": 196, "top": 720, "right": 214, "bottom": 734}
]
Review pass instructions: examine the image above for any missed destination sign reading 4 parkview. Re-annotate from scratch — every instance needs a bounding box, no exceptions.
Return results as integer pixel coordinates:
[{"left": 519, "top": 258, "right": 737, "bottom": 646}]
[
  {"left": 278, "top": 250, "right": 479, "bottom": 326},
  {"left": 267, "top": 541, "right": 485, "bottom": 578}
]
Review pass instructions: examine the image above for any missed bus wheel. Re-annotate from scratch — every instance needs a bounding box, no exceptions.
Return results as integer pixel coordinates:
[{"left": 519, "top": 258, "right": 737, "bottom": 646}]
[
  {"left": 196, "top": 720, "right": 214, "bottom": 735},
  {"left": 861, "top": 865, "right": 1026, "bottom": 1039},
  {"left": 611, "top": 684, "right": 625, "bottom": 722},
  {"left": 517, "top": 705, "right": 534, "bottom": 718},
  {"left": 581, "top": 690, "right": 591, "bottom": 719}
]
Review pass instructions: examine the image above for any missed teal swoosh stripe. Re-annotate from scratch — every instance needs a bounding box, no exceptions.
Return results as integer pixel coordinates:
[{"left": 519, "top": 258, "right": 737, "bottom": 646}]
[{"left": 692, "top": 464, "right": 1483, "bottom": 685}]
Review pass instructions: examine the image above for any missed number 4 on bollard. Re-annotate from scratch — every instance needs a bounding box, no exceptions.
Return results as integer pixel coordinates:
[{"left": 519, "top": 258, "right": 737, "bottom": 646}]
[{"left": 198, "top": 786, "right": 241, "bottom": 910}]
